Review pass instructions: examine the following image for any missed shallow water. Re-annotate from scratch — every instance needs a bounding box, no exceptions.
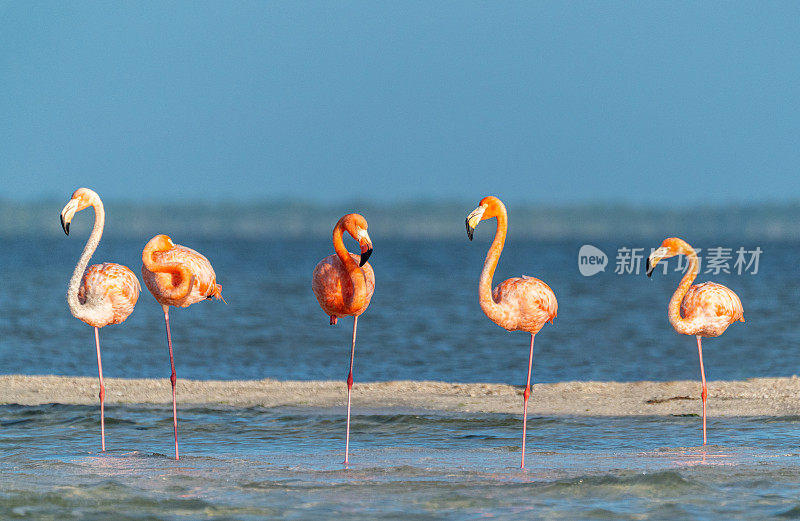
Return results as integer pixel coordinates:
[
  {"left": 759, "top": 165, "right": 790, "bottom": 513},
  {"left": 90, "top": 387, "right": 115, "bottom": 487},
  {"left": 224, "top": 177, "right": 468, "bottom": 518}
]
[{"left": 2, "top": 404, "right": 800, "bottom": 520}]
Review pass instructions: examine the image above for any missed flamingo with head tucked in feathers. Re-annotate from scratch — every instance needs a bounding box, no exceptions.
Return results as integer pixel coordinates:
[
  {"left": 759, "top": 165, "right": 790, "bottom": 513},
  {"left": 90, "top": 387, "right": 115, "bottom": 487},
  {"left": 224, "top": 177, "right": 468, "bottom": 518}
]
[
  {"left": 141, "top": 234, "right": 224, "bottom": 460},
  {"left": 311, "top": 213, "right": 374, "bottom": 466},
  {"left": 646, "top": 237, "right": 744, "bottom": 445},
  {"left": 61, "top": 188, "right": 140, "bottom": 453},
  {"left": 466, "top": 196, "right": 557, "bottom": 469}
]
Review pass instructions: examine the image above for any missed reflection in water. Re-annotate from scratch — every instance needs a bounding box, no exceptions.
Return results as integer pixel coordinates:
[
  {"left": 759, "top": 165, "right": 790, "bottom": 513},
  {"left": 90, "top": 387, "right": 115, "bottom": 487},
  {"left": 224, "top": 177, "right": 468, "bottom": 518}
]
[{"left": 648, "top": 448, "right": 735, "bottom": 467}]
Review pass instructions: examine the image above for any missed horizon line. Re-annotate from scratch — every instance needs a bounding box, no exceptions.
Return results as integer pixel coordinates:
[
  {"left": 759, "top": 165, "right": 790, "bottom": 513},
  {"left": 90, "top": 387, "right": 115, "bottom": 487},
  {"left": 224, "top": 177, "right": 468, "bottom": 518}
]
[{"left": 2, "top": 196, "right": 800, "bottom": 211}]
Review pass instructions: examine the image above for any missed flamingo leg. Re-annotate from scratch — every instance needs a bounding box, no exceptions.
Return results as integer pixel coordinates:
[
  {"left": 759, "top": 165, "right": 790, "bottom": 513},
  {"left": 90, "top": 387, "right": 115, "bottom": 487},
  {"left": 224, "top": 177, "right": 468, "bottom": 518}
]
[
  {"left": 163, "top": 305, "right": 179, "bottom": 460},
  {"left": 94, "top": 327, "right": 106, "bottom": 452},
  {"left": 696, "top": 335, "right": 707, "bottom": 446},
  {"left": 344, "top": 315, "right": 358, "bottom": 466},
  {"left": 521, "top": 333, "right": 535, "bottom": 469}
]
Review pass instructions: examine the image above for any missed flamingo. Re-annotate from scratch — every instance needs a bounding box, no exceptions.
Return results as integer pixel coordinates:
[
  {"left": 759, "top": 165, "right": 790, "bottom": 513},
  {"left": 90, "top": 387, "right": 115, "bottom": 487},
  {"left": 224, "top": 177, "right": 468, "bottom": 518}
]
[
  {"left": 646, "top": 237, "right": 744, "bottom": 445},
  {"left": 311, "top": 213, "right": 374, "bottom": 466},
  {"left": 141, "top": 234, "right": 224, "bottom": 460},
  {"left": 60, "top": 188, "right": 140, "bottom": 452},
  {"left": 465, "top": 196, "right": 557, "bottom": 469}
]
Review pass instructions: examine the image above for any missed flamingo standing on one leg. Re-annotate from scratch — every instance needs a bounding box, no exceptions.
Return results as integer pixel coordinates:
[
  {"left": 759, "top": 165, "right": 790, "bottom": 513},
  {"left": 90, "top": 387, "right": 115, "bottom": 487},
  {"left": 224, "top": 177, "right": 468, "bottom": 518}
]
[
  {"left": 646, "top": 237, "right": 744, "bottom": 445},
  {"left": 60, "top": 188, "right": 140, "bottom": 452},
  {"left": 311, "top": 214, "right": 374, "bottom": 466},
  {"left": 141, "top": 234, "right": 224, "bottom": 460},
  {"left": 466, "top": 196, "right": 557, "bottom": 469}
]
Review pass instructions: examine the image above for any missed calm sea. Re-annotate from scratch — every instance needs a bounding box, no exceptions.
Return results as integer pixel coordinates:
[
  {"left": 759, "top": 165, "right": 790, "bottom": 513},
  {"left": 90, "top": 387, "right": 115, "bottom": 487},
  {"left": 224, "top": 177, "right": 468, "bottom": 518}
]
[
  {"left": 2, "top": 405, "right": 800, "bottom": 519},
  {"left": 1, "top": 235, "right": 798, "bottom": 383},
  {"left": 1, "top": 231, "right": 799, "bottom": 519}
]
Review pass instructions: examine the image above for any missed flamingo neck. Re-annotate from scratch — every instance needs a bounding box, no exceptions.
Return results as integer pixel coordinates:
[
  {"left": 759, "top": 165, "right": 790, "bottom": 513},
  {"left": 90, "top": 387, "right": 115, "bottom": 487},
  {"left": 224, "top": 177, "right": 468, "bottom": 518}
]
[
  {"left": 479, "top": 206, "right": 507, "bottom": 322},
  {"left": 142, "top": 240, "right": 195, "bottom": 301},
  {"left": 333, "top": 222, "right": 367, "bottom": 314},
  {"left": 67, "top": 199, "right": 108, "bottom": 323},
  {"left": 668, "top": 247, "right": 699, "bottom": 335}
]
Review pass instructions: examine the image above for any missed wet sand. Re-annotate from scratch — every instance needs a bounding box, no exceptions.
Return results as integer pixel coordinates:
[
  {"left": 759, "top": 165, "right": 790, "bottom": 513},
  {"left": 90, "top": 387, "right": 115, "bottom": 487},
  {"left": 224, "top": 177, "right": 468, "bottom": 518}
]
[{"left": 2, "top": 375, "right": 799, "bottom": 416}]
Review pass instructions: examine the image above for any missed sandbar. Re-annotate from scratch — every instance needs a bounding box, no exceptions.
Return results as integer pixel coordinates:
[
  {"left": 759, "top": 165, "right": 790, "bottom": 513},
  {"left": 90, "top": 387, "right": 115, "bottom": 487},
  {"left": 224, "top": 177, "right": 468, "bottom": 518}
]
[{"left": 1, "top": 375, "right": 799, "bottom": 416}]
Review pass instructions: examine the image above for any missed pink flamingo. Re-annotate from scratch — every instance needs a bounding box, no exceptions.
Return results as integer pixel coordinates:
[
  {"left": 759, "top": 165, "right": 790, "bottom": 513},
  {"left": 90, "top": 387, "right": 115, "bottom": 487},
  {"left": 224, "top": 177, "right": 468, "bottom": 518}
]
[
  {"left": 60, "top": 188, "right": 140, "bottom": 452},
  {"left": 466, "top": 196, "right": 557, "bottom": 469},
  {"left": 647, "top": 237, "right": 744, "bottom": 445},
  {"left": 141, "top": 234, "right": 224, "bottom": 460},
  {"left": 312, "top": 214, "right": 374, "bottom": 465}
]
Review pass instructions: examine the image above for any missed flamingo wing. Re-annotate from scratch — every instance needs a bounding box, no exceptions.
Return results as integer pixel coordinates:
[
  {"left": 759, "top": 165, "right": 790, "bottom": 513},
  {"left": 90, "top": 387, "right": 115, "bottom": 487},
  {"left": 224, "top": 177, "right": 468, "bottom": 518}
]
[
  {"left": 145, "top": 244, "right": 219, "bottom": 306},
  {"left": 79, "top": 262, "right": 140, "bottom": 325},
  {"left": 681, "top": 281, "right": 744, "bottom": 335},
  {"left": 312, "top": 253, "right": 375, "bottom": 318},
  {"left": 492, "top": 276, "right": 558, "bottom": 333}
]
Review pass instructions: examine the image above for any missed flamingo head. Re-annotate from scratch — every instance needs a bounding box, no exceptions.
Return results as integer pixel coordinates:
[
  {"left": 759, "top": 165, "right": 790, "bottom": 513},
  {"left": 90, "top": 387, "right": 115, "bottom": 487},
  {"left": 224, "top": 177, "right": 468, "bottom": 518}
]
[
  {"left": 647, "top": 237, "right": 693, "bottom": 277},
  {"left": 466, "top": 196, "right": 505, "bottom": 240},
  {"left": 60, "top": 188, "right": 99, "bottom": 235},
  {"left": 341, "top": 213, "right": 372, "bottom": 267}
]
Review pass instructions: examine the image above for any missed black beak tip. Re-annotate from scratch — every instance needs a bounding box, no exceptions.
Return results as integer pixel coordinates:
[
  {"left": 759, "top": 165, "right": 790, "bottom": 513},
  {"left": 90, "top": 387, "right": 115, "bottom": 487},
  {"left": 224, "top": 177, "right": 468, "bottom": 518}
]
[
  {"left": 466, "top": 219, "right": 474, "bottom": 241},
  {"left": 61, "top": 215, "right": 70, "bottom": 236},
  {"left": 646, "top": 258, "right": 653, "bottom": 277},
  {"left": 359, "top": 247, "right": 372, "bottom": 267}
]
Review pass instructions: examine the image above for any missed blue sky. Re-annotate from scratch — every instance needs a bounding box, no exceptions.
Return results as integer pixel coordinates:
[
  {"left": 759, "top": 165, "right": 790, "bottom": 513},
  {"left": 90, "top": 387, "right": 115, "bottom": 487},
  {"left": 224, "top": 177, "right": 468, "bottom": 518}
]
[{"left": 2, "top": 1, "right": 799, "bottom": 204}]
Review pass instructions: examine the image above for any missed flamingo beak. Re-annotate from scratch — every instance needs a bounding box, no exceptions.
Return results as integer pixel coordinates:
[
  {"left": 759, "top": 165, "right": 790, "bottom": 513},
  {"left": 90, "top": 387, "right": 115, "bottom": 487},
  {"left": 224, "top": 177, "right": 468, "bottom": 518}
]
[
  {"left": 357, "top": 229, "right": 373, "bottom": 267},
  {"left": 465, "top": 205, "right": 487, "bottom": 241},
  {"left": 646, "top": 247, "right": 668, "bottom": 277},
  {"left": 60, "top": 198, "right": 79, "bottom": 236}
]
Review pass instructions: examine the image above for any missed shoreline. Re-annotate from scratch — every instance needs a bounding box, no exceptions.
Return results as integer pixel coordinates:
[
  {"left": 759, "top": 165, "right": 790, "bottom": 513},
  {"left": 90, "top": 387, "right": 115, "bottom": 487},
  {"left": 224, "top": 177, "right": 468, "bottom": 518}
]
[{"left": 2, "top": 375, "right": 799, "bottom": 416}]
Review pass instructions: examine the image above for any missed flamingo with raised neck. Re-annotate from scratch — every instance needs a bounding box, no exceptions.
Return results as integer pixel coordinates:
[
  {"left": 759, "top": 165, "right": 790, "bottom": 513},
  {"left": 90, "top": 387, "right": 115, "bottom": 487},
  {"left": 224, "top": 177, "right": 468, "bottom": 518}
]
[
  {"left": 647, "top": 237, "right": 744, "bottom": 445},
  {"left": 466, "top": 196, "right": 557, "bottom": 469},
  {"left": 61, "top": 187, "right": 140, "bottom": 452}
]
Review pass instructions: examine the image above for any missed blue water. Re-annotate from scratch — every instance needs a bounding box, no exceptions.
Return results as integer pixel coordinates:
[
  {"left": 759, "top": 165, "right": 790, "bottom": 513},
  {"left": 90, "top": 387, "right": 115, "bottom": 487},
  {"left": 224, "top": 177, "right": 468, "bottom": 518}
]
[
  {"left": 2, "top": 234, "right": 800, "bottom": 518},
  {"left": 1, "top": 236, "right": 798, "bottom": 384},
  {"left": 2, "top": 405, "right": 800, "bottom": 519}
]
